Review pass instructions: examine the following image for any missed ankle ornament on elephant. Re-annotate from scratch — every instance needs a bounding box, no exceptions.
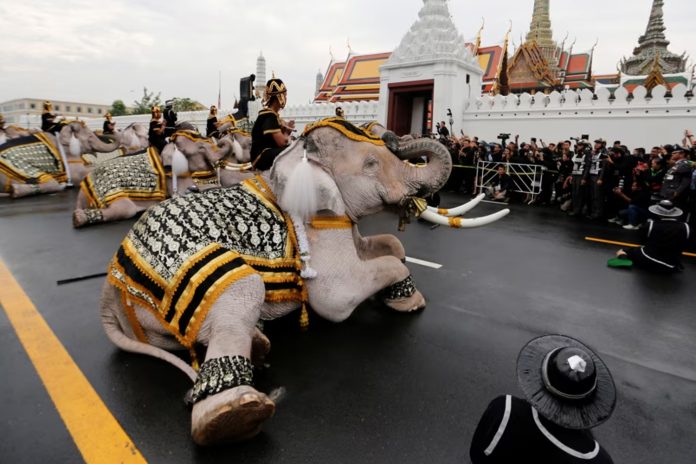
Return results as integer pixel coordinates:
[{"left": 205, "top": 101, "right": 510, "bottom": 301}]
[{"left": 100, "top": 119, "right": 508, "bottom": 445}]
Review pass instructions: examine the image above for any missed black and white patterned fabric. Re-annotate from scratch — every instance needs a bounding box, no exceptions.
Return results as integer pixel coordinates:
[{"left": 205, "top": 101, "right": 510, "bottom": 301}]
[
  {"left": 0, "top": 134, "right": 66, "bottom": 184},
  {"left": 80, "top": 148, "right": 166, "bottom": 208}
]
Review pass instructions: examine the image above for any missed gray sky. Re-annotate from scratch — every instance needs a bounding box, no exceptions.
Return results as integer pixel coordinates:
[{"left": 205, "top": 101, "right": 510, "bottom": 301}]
[{"left": 0, "top": 0, "right": 694, "bottom": 108}]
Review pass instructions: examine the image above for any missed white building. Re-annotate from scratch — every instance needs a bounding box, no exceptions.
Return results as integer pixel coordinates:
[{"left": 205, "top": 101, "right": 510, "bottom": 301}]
[{"left": 0, "top": 98, "right": 111, "bottom": 127}]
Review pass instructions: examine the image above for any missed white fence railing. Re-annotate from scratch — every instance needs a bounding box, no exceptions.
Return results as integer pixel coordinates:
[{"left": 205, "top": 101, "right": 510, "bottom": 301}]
[{"left": 475, "top": 161, "right": 544, "bottom": 198}]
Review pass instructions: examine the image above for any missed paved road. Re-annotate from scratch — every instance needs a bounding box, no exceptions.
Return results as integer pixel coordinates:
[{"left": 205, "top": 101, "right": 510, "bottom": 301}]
[{"left": 1, "top": 190, "right": 694, "bottom": 463}]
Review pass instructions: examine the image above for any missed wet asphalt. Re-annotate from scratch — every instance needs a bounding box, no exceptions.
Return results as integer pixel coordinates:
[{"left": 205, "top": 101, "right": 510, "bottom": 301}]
[{"left": 0, "top": 189, "right": 694, "bottom": 464}]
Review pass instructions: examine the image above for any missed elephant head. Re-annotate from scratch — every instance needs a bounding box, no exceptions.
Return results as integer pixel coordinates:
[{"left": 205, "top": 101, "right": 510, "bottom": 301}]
[
  {"left": 271, "top": 123, "right": 452, "bottom": 222},
  {"left": 115, "top": 123, "right": 149, "bottom": 153},
  {"left": 161, "top": 132, "right": 232, "bottom": 176},
  {"left": 58, "top": 121, "right": 120, "bottom": 157}
]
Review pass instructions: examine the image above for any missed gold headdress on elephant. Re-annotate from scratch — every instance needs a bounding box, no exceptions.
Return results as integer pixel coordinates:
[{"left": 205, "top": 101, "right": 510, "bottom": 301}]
[
  {"left": 42, "top": 101, "right": 53, "bottom": 114},
  {"left": 263, "top": 77, "right": 287, "bottom": 109}
]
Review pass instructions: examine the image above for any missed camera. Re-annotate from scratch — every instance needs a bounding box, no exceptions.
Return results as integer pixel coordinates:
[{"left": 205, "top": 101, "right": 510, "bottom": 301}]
[{"left": 497, "top": 133, "right": 511, "bottom": 140}]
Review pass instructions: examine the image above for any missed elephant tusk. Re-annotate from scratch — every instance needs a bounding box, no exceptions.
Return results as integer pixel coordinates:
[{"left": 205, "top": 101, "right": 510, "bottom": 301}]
[
  {"left": 419, "top": 208, "right": 510, "bottom": 228},
  {"left": 220, "top": 161, "right": 253, "bottom": 172},
  {"left": 427, "top": 193, "right": 485, "bottom": 217}
]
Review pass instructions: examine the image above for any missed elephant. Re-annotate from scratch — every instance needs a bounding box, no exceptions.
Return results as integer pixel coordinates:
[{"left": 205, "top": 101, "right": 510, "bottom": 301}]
[
  {"left": 1, "top": 121, "right": 120, "bottom": 198},
  {"left": 72, "top": 130, "right": 238, "bottom": 228},
  {"left": 0, "top": 124, "right": 38, "bottom": 145},
  {"left": 99, "top": 118, "right": 508, "bottom": 445}
]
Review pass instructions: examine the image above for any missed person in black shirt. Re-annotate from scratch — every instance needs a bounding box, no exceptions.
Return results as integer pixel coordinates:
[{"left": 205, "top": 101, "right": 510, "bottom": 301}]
[
  {"left": 615, "top": 200, "right": 690, "bottom": 273},
  {"left": 102, "top": 112, "right": 116, "bottom": 135},
  {"left": 250, "top": 77, "right": 294, "bottom": 171},
  {"left": 470, "top": 334, "right": 616, "bottom": 464},
  {"left": 485, "top": 165, "right": 513, "bottom": 202},
  {"left": 163, "top": 99, "right": 178, "bottom": 138},
  {"left": 148, "top": 105, "right": 166, "bottom": 153},
  {"left": 41, "top": 101, "right": 64, "bottom": 135},
  {"left": 206, "top": 105, "right": 219, "bottom": 139}
]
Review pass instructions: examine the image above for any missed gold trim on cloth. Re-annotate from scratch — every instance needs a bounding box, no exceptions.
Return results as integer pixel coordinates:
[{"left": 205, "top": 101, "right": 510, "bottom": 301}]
[
  {"left": 302, "top": 117, "right": 385, "bottom": 146},
  {"left": 0, "top": 133, "right": 67, "bottom": 184},
  {"left": 81, "top": 147, "right": 166, "bottom": 208},
  {"left": 309, "top": 216, "right": 353, "bottom": 229}
]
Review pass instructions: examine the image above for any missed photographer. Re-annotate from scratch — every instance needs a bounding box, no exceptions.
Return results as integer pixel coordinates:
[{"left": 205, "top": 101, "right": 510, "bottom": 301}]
[{"left": 588, "top": 138, "right": 609, "bottom": 219}]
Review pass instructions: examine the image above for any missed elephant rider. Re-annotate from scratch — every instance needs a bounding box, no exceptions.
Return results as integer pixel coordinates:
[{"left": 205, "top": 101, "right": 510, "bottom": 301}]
[
  {"left": 250, "top": 77, "right": 295, "bottom": 171},
  {"left": 148, "top": 105, "right": 167, "bottom": 153},
  {"left": 41, "top": 101, "right": 64, "bottom": 135},
  {"left": 103, "top": 112, "right": 116, "bottom": 135},
  {"left": 0, "top": 113, "right": 5, "bottom": 130},
  {"left": 206, "top": 105, "right": 219, "bottom": 138},
  {"left": 335, "top": 106, "right": 345, "bottom": 119},
  {"left": 163, "top": 99, "right": 178, "bottom": 138}
]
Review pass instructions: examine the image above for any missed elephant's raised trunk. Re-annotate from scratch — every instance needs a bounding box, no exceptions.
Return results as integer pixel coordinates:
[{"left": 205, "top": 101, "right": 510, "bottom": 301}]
[
  {"left": 391, "top": 135, "right": 452, "bottom": 197},
  {"left": 88, "top": 134, "right": 120, "bottom": 153}
]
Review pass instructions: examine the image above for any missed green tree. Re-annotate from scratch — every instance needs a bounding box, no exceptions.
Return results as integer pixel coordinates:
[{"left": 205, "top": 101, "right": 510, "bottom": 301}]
[
  {"left": 109, "top": 100, "right": 128, "bottom": 116},
  {"left": 173, "top": 98, "right": 206, "bottom": 112},
  {"left": 131, "top": 87, "right": 162, "bottom": 114}
]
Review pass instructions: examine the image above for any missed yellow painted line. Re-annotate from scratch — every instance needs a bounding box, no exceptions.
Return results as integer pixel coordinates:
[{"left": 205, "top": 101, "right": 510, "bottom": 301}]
[
  {"left": 0, "top": 258, "right": 146, "bottom": 464},
  {"left": 585, "top": 236, "right": 696, "bottom": 258}
]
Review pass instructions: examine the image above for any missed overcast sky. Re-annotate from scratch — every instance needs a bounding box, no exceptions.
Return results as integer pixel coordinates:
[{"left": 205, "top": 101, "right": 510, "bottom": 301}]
[{"left": 0, "top": 0, "right": 694, "bottom": 109}]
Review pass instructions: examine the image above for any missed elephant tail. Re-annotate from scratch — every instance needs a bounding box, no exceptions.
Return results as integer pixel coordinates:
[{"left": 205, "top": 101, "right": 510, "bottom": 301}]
[{"left": 100, "top": 283, "right": 197, "bottom": 382}]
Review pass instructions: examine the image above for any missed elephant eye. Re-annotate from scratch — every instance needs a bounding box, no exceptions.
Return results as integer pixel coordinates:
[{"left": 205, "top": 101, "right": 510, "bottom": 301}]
[{"left": 363, "top": 155, "right": 379, "bottom": 171}]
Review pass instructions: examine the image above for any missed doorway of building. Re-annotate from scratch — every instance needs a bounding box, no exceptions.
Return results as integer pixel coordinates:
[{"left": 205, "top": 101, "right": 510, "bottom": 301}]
[{"left": 387, "top": 80, "right": 434, "bottom": 137}]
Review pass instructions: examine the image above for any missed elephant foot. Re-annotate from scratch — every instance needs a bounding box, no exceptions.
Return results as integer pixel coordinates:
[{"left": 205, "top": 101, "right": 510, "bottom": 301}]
[
  {"left": 191, "top": 385, "right": 275, "bottom": 445},
  {"left": 382, "top": 275, "right": 425, "bottom": 312},
  {"left": 73, "top": 208, "right": 104, "bottom": 228},
  {"left": 251, "top": 328, "right": 271, "bottom": 366},
  {"left": 10, "top": 183, "right": 43, "bottom": 198},
  {"left": 384, "top": 288, "right": 426, "bottom": 313}
]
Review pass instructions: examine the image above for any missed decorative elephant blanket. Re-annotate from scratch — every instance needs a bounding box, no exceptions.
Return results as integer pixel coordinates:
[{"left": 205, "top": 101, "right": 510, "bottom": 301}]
[
  {"left": 108, "top": 176, "right": 305, "bottom": 351},
  {"left": 0, "top": 133, "right": 66, "bottom": 184},
  {"left": 80, "top": 147, "right": 166, "bottom": 208}
]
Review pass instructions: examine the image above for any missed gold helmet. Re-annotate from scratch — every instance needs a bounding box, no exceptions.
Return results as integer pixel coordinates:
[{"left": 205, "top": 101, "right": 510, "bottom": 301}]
[
  {"left": 0, "top": 113, "right": 5, "bottom": 123},
  {"left": 43, "top": 101, "right": 53, "bottom": 113},
  {"left": 151, "top": 105, "right": 161, "bottom": 118},
  {"left": 105, "top": 112, "right": 112, "bottom": 119},
  {"left": 210, "top": 105, "right": 218, "bottom": 116},
  {"left": 263, "top": 77, "right": 287, "bottom": 108}
]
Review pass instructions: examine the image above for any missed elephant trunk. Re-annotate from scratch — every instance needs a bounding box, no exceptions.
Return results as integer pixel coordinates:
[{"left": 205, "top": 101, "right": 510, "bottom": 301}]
[
  {"left": 392, "top": 136, "right": 452, "bottom": 197},
  {"left": 88, "top": 134, "right": 120, "bottom": 153}
]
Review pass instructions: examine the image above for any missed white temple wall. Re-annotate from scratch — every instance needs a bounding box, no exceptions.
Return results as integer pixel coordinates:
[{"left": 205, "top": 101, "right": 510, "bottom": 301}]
[{"left": 462, "top": 85, "right": 696, "bottom": 148}]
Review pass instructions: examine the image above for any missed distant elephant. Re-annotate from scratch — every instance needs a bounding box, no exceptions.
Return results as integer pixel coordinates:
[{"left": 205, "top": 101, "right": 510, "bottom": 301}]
[
  {"left": 72, "top": 130, "right": 237, "bottom": 227},
  {"left": 0, "top": 124, "right": 39, "bottom": 145},
  {"left": 99, "top": 119, "right": 507, "bottom": 445},
  {"left": 1, "top": 121, "right": 120, "bottom": 198}
]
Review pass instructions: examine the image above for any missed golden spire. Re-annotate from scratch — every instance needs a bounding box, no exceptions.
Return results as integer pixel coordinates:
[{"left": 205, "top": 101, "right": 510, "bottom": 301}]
[
  {"left": 473, "top": 18, "right": 485, "bottom": 55},
  {"left": 494, "top": 22, "right": 512, "bottom": 96},
  {"left": 645, "top": 52, "right": 667, "bottom": 94}
]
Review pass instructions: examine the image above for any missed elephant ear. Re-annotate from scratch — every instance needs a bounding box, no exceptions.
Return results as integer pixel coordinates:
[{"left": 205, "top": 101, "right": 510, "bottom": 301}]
[{"left": 272, "top": 137, "right": 345, "bottom": 219}]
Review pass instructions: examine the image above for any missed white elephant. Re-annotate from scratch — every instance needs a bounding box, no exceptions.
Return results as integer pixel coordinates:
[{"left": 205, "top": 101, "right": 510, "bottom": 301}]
[
  {"left": 72, "top": 130, "right": 238, "bottom": 228},
  {"left": 99, "top": 119, "right": 506, "bottom": 445},
  {"left": 0, "top": 121, "right": 120, "bottom": 198}
]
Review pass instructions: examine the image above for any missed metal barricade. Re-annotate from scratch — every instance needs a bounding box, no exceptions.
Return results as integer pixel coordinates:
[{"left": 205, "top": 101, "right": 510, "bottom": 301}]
[{"left": 475, "top": 161, "right": 544, "bottom": 198}]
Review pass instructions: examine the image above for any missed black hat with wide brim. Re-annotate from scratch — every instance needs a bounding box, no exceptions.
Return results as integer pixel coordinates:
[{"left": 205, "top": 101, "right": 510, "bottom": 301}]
[{"left": 517, "top": 335, "right": 616, "bottom": 429}]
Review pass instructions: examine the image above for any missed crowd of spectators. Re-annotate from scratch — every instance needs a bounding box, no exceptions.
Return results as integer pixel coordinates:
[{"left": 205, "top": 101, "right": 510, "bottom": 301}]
[{"left": 435, "top": 127, "right": 696, "bottom": 228}]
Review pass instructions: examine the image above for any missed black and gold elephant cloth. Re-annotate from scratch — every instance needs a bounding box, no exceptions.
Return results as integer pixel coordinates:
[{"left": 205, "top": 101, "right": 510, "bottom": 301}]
[
  {"left": 0, "top": 133, "right": 67, "bottom": 184},
  {"left": 80, "top": 147, "right": 167, "bottom": 208},
  {"left": 108, "top": 176, "right": 305, "bottom": 351}
]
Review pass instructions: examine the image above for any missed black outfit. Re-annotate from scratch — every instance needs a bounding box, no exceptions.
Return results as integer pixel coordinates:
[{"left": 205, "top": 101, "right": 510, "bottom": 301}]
[
  {"left": 148, "top": 120, "right": 166, "bottom": 153},
  {"left": 41, "top": 112, "right": 62, "bottom": 134},
  {"left": 625, "top": 218, "right": 690, "bottom": 273},
  {"left": 660, "top": 160, "right": 692, "bottom": 208},
  {"left": 164, "top": 107, "right": 178, "bottom": 137},
  {"left": 206, "top": 116, "right": 219, "bottom": 138},
  {"left": 103, "top": 120, "right": 115, "bottom": 135},
  {"left": 470, "top": 395, "right": 613, "bottom": 464},
  {"left": 438, "top": 125, "right": 450, "bottom": 138},
  {"left": 251, "top": 109, "right": 285, "bottom": 171}
]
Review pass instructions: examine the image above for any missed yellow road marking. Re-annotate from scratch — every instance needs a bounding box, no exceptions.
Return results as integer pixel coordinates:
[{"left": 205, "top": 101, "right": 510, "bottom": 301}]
[
  {"left": 585, "top": 237, "right": 696, "bottom": 258},
  {"left": 0, "top": 258, "right": 146, "bottom": 464}
]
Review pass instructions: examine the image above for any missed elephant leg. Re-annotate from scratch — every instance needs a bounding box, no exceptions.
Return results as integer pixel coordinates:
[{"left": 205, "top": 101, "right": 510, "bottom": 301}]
[
  {"left": 251, "top": 327, "right": 271, "bottom": 366},
  {"left": 11, "top": 180, "right": 65, "bottom": 198},
  {"left": 73, "top": 199, "right": 147, "bottom": 228},
  {"left": 191, "top": 274, "right": 275, "bottom": 445}
]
